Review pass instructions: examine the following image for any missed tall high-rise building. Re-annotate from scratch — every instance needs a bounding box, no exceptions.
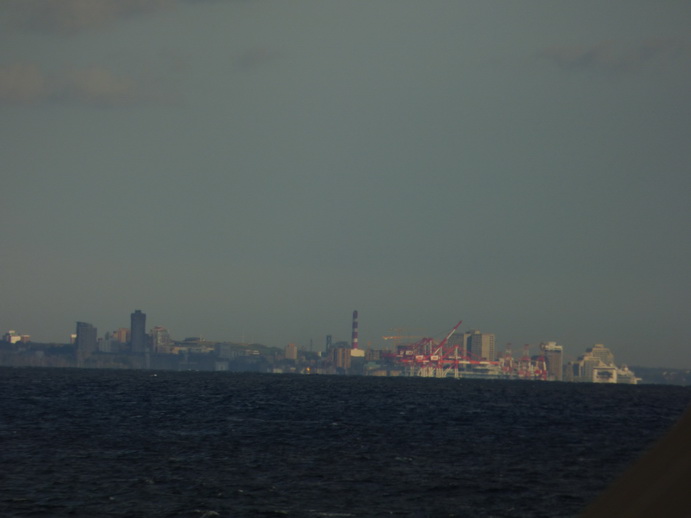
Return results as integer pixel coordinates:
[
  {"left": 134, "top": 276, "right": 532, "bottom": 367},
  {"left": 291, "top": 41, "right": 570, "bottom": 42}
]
[
  {"left": 151, "top": 326, "right": 171, "bottom": 353},
  {"left": 541, "top": 341, "right": 564, "bottom": 381},
  {"left": 284, "top": 343, "right": 298, "bottom": 361},
  {"left": 130, "top": 309, "right": 147, "bottom": 353},
  {"left": 75, "top": 321, "right": 97, "bottom": 364},
  {"left": 469, "top": 330, "right": 496, "bottom": 361}
]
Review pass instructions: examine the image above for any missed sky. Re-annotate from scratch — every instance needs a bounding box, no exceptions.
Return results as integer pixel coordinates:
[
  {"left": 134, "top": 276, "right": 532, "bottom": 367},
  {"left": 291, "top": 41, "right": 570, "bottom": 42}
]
[{"left": 1, "top": 0, "right": 690, "bottom": 368}]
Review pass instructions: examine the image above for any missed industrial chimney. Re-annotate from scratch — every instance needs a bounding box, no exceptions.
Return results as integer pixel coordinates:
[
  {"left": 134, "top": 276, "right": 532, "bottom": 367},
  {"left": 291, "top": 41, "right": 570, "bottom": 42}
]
[{"left": 351, "top": 310, "right": 359, "bottom": 350}]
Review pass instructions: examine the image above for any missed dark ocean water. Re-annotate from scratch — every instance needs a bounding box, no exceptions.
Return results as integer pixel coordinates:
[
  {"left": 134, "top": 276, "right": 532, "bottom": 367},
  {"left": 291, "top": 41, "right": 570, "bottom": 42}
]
[{"left": 1, "top": 368, "right": 689, "bottom": 518}]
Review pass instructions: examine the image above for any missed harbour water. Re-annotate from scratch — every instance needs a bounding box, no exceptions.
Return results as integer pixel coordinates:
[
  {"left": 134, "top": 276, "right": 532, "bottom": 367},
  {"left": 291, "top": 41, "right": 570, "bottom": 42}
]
[{"left": 1, "top": 367, "right": 689, "bottom": 517}]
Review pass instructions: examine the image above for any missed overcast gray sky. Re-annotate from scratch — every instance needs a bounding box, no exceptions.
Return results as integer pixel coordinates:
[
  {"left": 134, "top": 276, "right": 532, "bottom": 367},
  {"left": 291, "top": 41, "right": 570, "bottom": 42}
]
[{"left": 2, "top": 0, "right": 690, "bottom": 368}]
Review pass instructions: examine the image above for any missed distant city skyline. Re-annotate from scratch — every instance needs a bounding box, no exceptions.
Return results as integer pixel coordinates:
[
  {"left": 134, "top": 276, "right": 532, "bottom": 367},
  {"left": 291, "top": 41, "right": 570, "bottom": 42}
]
[
  {"left": 1, "top": 306, "right": 643, "bottom": 384},
  {"left": 2, "top": 2, "right": 690, "bottom": 369},
  {"left": 0, "top": 306, "right": 672, "bottom": 371}
]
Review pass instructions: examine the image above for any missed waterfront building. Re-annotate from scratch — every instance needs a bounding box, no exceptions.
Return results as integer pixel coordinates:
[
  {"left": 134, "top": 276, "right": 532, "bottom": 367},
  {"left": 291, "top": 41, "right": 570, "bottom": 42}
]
[
  {"left": 469, "top": 330, "right": 496, "bottom": 361},
  {"left": 75, "top": 321, "right": 97, "bottom": 364},
  {"left": 113, "top": 327, "right": 130, "bottom": 344},
  {"left": 586, "top": 344, "right": 615, "bottom": 365},
  {"left": 130, "top": 309, "right": 147, "bottom": 353},
  {"left": 151, "top": 326, "right": 171, "bottom": 353},
  {"left": 565, "top": 354, "right": 602, "bottom": 382},
  {"left": 564, "top": 343, "right": 637, "bottom": 384},
  {"left": 350, "top": 348, "right": 365, "bottom": 358},
  {"left": 541, "top": 342, "right": 564, "bottom": 381},
  {"left": 285, "top": 343, "right": 298, "bottom": 360},
  {"left": 98, "top": 336, "right": 115, "bottom": 353},
  {"left": 332, "top": 345, "right": 351, "bottom": 372},
  {"left": 3, "top": 330, "right": 29, "bottom": 344}
]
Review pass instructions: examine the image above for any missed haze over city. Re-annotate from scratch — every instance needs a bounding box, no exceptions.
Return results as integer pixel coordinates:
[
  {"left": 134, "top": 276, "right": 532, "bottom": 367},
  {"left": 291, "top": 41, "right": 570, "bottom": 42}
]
[{"left": 2, "top": 1, "right": 690, "bottom": 369}]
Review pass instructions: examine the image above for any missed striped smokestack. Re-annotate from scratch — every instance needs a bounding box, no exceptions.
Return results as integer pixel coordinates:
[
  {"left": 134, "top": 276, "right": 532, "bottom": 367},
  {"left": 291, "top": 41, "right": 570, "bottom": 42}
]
[{"left": 351, "top": 310, "right": 359, "bottom": 350}]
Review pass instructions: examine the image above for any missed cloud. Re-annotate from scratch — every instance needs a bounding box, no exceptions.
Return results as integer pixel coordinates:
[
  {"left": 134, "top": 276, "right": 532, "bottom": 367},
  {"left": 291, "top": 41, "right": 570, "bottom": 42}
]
[
  {"left": 539, "top": 39, "right": 691, "bottom": 72},
  {"left": 5, "top": 0, "right": 174, "bottom": 34},
  {"left": 0, "top": 63, "right": 148, "bottom": 106}
]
